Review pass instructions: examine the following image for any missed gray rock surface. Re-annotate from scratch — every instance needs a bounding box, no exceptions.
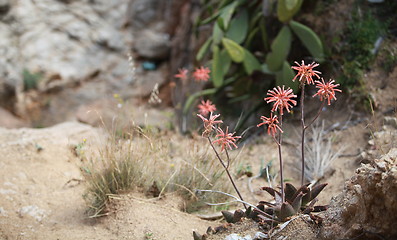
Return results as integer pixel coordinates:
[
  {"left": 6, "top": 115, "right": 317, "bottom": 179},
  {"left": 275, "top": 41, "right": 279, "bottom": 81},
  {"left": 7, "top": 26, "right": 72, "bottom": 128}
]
[
  {"left": 134, "top": 29, "right": 170, "bottom": 60},
  {"left": 321, "top": 148, "right": 397, "bottom": 240},
  {"left": 0, "top": 0, "right": 134, "bottom": 120}
]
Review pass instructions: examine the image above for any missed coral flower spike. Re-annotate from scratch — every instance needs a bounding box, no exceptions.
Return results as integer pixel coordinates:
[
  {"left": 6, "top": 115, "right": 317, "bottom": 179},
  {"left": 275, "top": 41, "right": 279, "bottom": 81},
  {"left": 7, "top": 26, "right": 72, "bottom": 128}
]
[
  {"left": 193, "top": 66, "right": 211, "bottom": 82},
  {"left": 198, "top": 100, "right": 217, "bottom": 117},
  {"left": 264, "top": 86, "right": 297, "bottom": 115},
  {"left": 212, "top": 126, "right": 241, "bottom": 152},
  {"left": 291, "top": 60, "right": 321, "bottom": 85},
  {"left": 313, "top": 78, "right": 342, "bottom": 105},
  {"left": 197, "top": 112, "right": 223, "bottom": 137},
  {"left": 174, "top": 68, "right": 188, "bottom": 81},
  {"left": 257, "top": 113, "right": 283, "bottom": 137}
]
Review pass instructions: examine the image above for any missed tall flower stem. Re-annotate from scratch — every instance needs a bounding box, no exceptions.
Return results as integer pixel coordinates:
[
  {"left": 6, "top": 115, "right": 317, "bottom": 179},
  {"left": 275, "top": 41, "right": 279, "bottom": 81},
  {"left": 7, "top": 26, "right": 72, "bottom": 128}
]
[
  {"left": 207, "top": 137, "right": 247, "bottom": 210},
  {"left": 301, "top": 86, "right": 326, "bottom": 185},
  {"left": 305, "top": 101, "right": 325, "bottom": 130},
  {"left": 300, "top": 85, "right": 306, "bottom": 186},
  {"left": 278, "top": 114, "right": 285, "bottom": 203}
]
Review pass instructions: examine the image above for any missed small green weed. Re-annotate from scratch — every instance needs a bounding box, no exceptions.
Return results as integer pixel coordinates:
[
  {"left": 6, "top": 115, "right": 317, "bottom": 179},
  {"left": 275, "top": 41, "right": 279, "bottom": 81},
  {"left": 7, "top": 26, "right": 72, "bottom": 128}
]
[{"left": 23, "top": 69, "right": 42, "bottom": 91}]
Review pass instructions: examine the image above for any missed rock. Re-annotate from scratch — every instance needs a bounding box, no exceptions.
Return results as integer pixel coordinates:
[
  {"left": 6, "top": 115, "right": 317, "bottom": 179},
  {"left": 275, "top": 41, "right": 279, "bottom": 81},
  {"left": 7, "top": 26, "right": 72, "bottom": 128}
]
[
  {"left": 0, "top": 22, "right": 23, "bottom": 105},
  {"left": 134, "top": 28, "right": 171, "bottom": 60},
  {"left": 0, "top": 0, "right": 133, "bottom": 120},
  {"left": 225, "top": 233, "right": 252, "bottom": 240},
  {"left": 384, "top": 116, "right": 397, "bottom": 129},
  {"left": 127, "top": 0, "right": 163, "bottom": 30},
  {"left": 18, "top": 205, "right": 47, "bottom": 222},
  {"left": 0, "top": 0, "right": 11, "bottom": 15},
  {"left": 321, "top": 148, "right": 397, "bottom": 239},
  {"left": 0, "top": 107, "right": 28, "bottom": 128},
  {"left": 366, "top": 124, "right": 397, "bottom": 159},
  {"left": 16, "top": 0, "right": 131, "bottom": 88},
  {"left": 131, "top": 63, "right": 168, "bottom": 96},
  {"left": 76, "top": 98, "right": 174, "bottom": 130}
]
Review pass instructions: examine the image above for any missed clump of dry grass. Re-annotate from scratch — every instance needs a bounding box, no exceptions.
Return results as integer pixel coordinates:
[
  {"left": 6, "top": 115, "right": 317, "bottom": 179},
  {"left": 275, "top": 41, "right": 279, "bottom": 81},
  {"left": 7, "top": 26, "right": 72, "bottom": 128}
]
[
  {"left": 82, "top": 125, "right": 239, "bottom": 217},
  {"left": 302, "top": 121, "right": 345, "bottom": 184}
]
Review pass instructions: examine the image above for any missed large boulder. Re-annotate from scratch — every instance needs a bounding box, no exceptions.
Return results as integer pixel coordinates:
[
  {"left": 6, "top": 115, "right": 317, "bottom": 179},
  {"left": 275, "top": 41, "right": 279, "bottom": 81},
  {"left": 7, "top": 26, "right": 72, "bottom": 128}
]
[
  {"left": 321, "top": 148, "right": 397, "bottom": 240},
  {"left": 0, "top": 0, "right": 134, "bottom": 121}
]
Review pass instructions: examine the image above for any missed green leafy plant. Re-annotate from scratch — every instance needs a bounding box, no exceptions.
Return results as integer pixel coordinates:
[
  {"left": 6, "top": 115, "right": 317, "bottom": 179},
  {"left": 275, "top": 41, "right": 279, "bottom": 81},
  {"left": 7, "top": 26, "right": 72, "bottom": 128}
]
[
  {"left": 185, "top": 0, "right": 324, "bottom": 125},
  {"left": 333, "top": 3, "right": 389, "bottom": 88}
]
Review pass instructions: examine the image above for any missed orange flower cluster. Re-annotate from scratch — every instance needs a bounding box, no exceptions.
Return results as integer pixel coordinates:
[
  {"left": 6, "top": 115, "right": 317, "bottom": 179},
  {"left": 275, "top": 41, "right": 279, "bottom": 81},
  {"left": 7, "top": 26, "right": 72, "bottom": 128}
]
[{"left": 258, "top": 60, "right": 341, "bottom": 137}]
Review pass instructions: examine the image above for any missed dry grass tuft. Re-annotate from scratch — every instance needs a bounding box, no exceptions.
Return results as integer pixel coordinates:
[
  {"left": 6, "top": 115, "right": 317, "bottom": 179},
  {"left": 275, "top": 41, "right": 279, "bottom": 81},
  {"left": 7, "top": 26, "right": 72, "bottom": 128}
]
[
  {"left": 82, "top": 125, "right": 239, "bottom": 217},
  {"left": 302, "top": 121, "right": 345, "bottom": 183}
]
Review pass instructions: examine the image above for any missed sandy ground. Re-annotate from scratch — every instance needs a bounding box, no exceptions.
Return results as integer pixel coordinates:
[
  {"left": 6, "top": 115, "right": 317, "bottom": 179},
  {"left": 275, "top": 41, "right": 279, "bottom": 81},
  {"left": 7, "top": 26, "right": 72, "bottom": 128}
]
[{"left": 0, "top": 122, "right": 214, "bottom": 240}]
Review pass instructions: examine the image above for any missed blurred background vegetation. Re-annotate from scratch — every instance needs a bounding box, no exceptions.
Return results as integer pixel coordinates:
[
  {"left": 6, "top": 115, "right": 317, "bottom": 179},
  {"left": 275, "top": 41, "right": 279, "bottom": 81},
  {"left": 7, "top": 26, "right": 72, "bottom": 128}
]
[{"left": 172, "top": 0, "right": 397, "bottom": 133}]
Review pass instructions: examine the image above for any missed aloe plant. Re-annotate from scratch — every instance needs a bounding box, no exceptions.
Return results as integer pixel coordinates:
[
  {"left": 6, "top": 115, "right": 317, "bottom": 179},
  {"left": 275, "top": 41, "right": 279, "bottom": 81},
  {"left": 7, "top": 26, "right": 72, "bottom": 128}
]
[
  {"left": 259, "top": 183, "right": 328, "bottom": 222},
  {"left": 217, "top": 182, "right": 328, "bottom": 226}
]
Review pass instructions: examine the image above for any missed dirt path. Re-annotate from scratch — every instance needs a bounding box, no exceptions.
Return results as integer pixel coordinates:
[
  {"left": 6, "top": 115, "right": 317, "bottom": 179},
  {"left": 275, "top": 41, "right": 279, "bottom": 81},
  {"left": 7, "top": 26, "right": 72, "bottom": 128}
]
[{"left": 0, "top": 122, "right": 213, "bottom": 240}]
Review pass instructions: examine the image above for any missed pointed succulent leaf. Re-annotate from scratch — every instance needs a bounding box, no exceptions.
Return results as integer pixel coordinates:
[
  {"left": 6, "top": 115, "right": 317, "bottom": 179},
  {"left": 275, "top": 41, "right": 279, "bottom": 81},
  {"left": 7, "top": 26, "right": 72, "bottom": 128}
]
[
  {"left": 222, "top": 38, "right": 245, "bottom": 63},
  {"left": 302, "top": 188, "right": 311, "bottom": 206},
  {"left": 221, "top": 210, "right": 235, "bottom": 223},
  {"left": 218, "top": 1, "right": 238, "bottom": 30},
  {"left": 220, "top": 49, "right": 231, "bottom": 76},
  {"left": 212, "top": 45, "right": 224, "bottom": 87},
  {"left": 259, "top": 200, "right": 276, "bottom": 207},
  {"left": 261, "top": 63, "right": 272, "bottom": 74},
  {"left": 243, "top": 48, "right": 261, "bottom": 75},
  {"left": 233, "top": 209, "right": 245, "bottom": 223},
  {"left": 256, "top": 203, "right": 265, "bottom": 211},
  {"left": 206, "top": 226, "right": 215, "bottom": 234},
  {"left": 279, "top": 202, "right": 296, "bottom": 221},
  {"left": 193, "top": 231, "right": 203, "bottom": 240},
  {"left": 277, "top": 0, "right": 303, "bottom": 23},
  {"left": 270, "top": 26, "right": 292, "bottom": 53},
  {"left": 217, "top": 16, "right": 226, "bottom": 31},
  {"left": 199, "top": 11, "right": 220, "bottom": 26},
  {"left": 275, "top": 61, "right": 299, "bottom": 92},
  {"left": 266, "top": 26, "right": 292, "bottom": 72},
  {"left": 261, "top": 186, "right": 279, "bottom": 197},
  {"left": 313, "top": 205, "right": 328, "bottom": 212},
  {"left": 310, "top": 183, "right": 328, "bottom": 201},
  {"left": 245, "top": 206, "right": 252, "bottom": 217},
  {"left": 212, "top": 21, "right": 224, "bottom": 45},
  {"left": 307, "top": 197, "right": 318, "bottom": 208},
  {"left": 291, "top": 184, "right": 309, "bottom": 202},
  {"left": 289, "top": 20, "right": 324, "bottom": 62},
  {"left": 285, "top": 183, "right": 298, "bottom": 203},
  {"left": 225, "top": 9, "right": 248, "bottom": 44},
  {"left": 196, "top": 37, "right": 213, "bottom": 61},
  {"left": 275, "top": 191, "right": 283, "bottom": 205},
  {"left": 291, "top": 192, "right": 303, "bottom": 212}
]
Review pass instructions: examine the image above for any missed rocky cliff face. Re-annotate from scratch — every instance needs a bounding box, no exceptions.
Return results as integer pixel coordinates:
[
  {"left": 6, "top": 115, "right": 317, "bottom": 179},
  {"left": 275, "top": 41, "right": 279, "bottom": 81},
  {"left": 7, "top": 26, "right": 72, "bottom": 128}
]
[
  {"left": 321, "top": 147, "right": 397, "bottom": 240},
  {"left": 0, "top": 0, "right": 194, "bottom": 127},
  {"left": 0, "top": 0, "right": 134, "bottom": 123}
]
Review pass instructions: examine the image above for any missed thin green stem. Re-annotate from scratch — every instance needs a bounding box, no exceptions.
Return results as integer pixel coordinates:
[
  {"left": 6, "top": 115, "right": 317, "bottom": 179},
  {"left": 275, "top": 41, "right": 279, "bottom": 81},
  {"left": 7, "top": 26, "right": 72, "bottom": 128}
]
[
  {"left": 278, "top": 114, "right": 285, "bottom": 203},
  {"left": 305, "top": 101, "right": 325, "bottom": 130},
  {"left": 225, "top": 148, "right": 230, "bottom": 169},
  {"left": 207, "top": 137, "right": 247, "bottom": 210},
  {"left": 300, "top": 85, "right": 306, "bottom": 186}
]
